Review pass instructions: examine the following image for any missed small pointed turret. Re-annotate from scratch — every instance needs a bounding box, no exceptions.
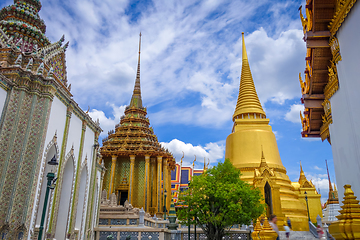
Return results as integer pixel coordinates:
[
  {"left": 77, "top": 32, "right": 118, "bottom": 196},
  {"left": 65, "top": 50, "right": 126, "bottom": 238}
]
[
  {"left": 129, "top": 32, "right": 143, "bottom": 109},
  {"left": 299, "top": 161, "right": 309, "bottom": 185},
  {"left": 325, "top": 160, "right": 339, "bottom": 204},
  {"left": 326, "top": 160, "right": 334, "bottom": 192},
  {"left": 233, "top": 33, "right": 265, "bottom": 121}
]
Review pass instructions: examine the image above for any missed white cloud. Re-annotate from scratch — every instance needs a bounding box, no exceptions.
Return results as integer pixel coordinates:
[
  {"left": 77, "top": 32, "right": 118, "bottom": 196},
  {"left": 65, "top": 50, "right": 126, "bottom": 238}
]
[
  {"left": 305, "top": 172, "right": 331, "bottom": 203},
  {"left": 160, "top": 139, "right": 225, "bottom": 168},
  {"left": 285, "top": 104, "right": 304, "bottom": 123},
  {"left": 88, "top": 103, "right": 126, "bottom": 137},
  {"left": 34, "top": 0, "right": 307, "bottom": 129},
  {"left": 313, "top": 166, "right": 323, "bottom": 171}
]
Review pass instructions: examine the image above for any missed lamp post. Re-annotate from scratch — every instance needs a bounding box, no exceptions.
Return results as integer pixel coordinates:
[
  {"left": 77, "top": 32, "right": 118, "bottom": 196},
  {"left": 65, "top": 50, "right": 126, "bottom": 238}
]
[
  {"left": 304, "top": 191, "right": 311, "bottom": 222},
  {"left": 164, "top": 189, "right": 167, "bottom": 220},
  {"left": 38, "top": 155, "right": 58, "bottom": 240},
  {"left": 188, "top": 181, "right": 191, "bottom": 240}
]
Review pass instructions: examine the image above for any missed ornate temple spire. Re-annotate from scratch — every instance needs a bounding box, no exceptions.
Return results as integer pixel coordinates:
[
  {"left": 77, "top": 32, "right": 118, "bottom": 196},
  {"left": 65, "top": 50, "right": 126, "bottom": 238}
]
[
  {"left": 326, "top": 159, "right": 334, "bottom": 192},
  {"left": 326, "top": 159, "right": 339, "bottom": 204},
  {"left": 233, "top": 32, "right": 265, "bottom": 121},
  {"left": 299, "top": 161, "right": 307, "bottom": 184},
  {"left": 129, "top": 32, "right": 143, "bottom": 108}
]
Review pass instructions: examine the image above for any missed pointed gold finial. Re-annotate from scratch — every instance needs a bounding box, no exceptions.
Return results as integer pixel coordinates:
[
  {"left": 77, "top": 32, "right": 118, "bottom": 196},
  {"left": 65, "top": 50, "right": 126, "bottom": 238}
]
[
  {"left": 242, "top": 32, "right": 248, "bottom": 60},
  {"left": 192, "top": 155, "right": 196, "bottom": 169},
  {"left": 233, "top": 33, "right": 265, "bottom": 121},
  {"left": 298, "top": 160, "right": 309, "bottom": 185},
  {"left": 326, "top": 159, "right": 334, "bottom": 192},
  {"left": 129, "top": 32, "right": 143, "bottom": 108},
  {"left": 203, "top": 157, "right": 206, "bottom": 171},
  {"left": 180, "top": 151, "right": 184, "bottom": 165}
]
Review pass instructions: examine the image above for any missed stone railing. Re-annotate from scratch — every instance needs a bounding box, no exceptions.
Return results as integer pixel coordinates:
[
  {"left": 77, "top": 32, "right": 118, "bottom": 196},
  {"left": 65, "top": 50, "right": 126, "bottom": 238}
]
[
  {"left": 94, "top": 228, "right": 251, "bottom": 240},
  {"left": 308, "top": 221, "right": 318, "bottom": 238}
]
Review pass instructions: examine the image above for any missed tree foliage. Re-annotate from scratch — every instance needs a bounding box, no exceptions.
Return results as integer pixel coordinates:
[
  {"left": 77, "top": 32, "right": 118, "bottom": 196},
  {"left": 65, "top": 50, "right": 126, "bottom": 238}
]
[{"left": 177, "top": 159, "right": 264, "bottom": 240}]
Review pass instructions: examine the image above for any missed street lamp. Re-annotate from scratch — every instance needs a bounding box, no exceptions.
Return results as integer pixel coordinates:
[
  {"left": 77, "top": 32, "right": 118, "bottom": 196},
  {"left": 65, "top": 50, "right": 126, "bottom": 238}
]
[
  {"left": 188, "top": 181, "right": 191, "bottom": 240},
  {"left": 164, "top": 189, "right": 167, "bottom": 220},
  {"left": 304, "top": 191, "right": 311, "bottom": 222},
  {"left": 38, "top": 155, "right": 58, "bottom": 240}
]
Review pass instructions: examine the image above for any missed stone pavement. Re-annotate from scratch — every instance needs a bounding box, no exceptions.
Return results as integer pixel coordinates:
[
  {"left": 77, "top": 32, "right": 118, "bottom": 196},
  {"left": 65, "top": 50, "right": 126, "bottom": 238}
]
[{"left": 279, "top": 231, "right": 318, "bottom": 240}]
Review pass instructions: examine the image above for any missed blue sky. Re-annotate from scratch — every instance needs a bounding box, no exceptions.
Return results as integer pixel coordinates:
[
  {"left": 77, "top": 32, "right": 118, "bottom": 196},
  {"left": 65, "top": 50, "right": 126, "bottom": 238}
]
[{"left": 2, "top": 0, "right": 335, "bottom": 201}]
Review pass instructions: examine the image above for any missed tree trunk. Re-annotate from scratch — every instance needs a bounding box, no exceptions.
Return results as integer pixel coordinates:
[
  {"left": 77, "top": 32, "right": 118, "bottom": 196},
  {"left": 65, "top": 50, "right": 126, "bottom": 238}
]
[{"left": 204, "top": 224, "right": 225, "bottom": 240}]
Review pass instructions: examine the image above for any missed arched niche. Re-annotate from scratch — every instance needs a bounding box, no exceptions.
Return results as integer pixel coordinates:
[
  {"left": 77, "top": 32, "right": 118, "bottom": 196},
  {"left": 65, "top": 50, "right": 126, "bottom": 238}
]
[
  {"left": 54, "top": 155, "right": 74, "bottom": 240},
  {"left": 75, "top": 166, "right": 88, "bottom": 233},
  {"left": 36, "top": 143, "right": 58, "bottom": 229},
  {"left": 264, "top": 181, "right": 273, "bottom": 217}
]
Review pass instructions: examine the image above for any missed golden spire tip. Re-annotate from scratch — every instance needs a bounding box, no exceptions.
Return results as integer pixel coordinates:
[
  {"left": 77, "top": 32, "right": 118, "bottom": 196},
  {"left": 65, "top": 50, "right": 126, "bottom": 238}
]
[{"left": 242, "top": 32, "right": 248, "bottom": 60}]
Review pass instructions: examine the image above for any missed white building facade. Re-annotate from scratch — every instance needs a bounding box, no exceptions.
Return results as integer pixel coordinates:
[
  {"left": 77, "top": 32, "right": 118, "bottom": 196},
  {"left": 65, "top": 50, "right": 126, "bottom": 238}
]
[
  {"left": 328, "top": 1, "right": 360, "bottom": 203},
  {"left": 0, "top": 0, "right": 103, "bottom": 239},
  {"left": 299, "top": 0, "right": 360, "bottom": 202}
]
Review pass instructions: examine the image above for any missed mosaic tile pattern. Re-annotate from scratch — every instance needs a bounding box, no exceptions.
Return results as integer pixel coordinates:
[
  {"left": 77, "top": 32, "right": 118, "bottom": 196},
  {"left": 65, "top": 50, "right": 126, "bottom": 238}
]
[
  {"left": 99, "top": 219, "right": 109, "bottom": 225},
  {"left": 102, "top": 159, "right": 111, "bottom": 194},
  {"left": 99, "top": 231, "right": 117, "bottom": 240},
  {"left": 120, "top": 231, "right": 138, "bottom": 240},
  {"left": 10, "top": 96, "right": 48, "bottom": 229},
  {"left": 222, "top": 233, "right": 249, "bottom": 240},
  {"left": 0, "top": 90, "right": 21, "bottom": 225},
  {"left": 129, "top": 219, "right": 137, "bottom": 225},
  {"left": 141, "top": 232, "right": 159, "bottom": 240},
  {"left": 0, "top": 91, "right": 32, "bottom": 228},
  {"left": 110, "top": 219, "right": 126, "bottom": 225},
  {"left": 133, "top": 159, "right": 145, "bottom": 207}
]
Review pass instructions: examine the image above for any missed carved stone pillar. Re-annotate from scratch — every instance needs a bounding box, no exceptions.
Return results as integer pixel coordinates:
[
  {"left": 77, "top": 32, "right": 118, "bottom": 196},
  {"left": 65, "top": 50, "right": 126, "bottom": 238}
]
[
  {"left": 129, "top": 155, "right": 135, "bottom": 205},
  {"left": 157, "top": 156, "right": 163, "bottom": 213},
  {"left": 108, "top": 155, "right": 117, "bottom": 196},
  {"left": 144, "top": 155, "right": 150, "bottom": 212}
]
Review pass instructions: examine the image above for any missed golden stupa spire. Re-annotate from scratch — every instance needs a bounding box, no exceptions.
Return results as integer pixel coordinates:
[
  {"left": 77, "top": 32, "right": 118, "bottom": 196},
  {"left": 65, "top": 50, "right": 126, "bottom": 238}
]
[
  {"left": 233, "top": 32, "right": 265, "bottom": 121},
  {"left": 326, "top": 159, "right": 334, "bottom": 192},
  {"left": 129, "top": 32, "right": 143, "bottom": 108},
  {"left": 298, "top": 161, "right": 309, "bottom": 185}
]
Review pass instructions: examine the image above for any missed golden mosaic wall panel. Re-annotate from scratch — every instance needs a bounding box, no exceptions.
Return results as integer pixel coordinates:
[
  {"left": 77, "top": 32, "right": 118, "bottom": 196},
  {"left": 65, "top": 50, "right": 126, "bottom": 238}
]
[
  {"left": 102, "top": 159, "right": 111, "bottom": 194},
  {"left": 132, "top": 158, "right": 145, "bottom": 208}
]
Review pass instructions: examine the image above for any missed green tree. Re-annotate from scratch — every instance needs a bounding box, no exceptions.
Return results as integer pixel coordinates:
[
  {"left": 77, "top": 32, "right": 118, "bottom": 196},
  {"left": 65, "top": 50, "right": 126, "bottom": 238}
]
[{"left": 177, "top": 159, "right": 264, "bottom": 240}]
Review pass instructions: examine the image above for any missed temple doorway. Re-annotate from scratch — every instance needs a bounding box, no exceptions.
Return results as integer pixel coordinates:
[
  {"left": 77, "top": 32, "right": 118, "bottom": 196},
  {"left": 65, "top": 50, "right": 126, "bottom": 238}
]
[
  {"left": 264, "top": 182, "right": 273, "bottom": 217},
  {"left": 118, "top": 190, "right": 128, "bottom": 206}
]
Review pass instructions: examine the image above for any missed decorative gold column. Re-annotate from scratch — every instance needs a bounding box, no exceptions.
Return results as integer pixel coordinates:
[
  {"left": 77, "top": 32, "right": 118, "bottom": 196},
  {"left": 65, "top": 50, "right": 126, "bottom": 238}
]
[
  {"left": 144, "top": 155, "right": 150, "bottom": 212},
  {"left": 157, "top": 156, "right": 162, "bottom": 213},
  {"left": 167, "top": 165, "right": 171, "bottom": 210},
  {"left": 108, "top": 155, "right": 117, "bottom": 196},
  {"left": 129, "top": 155, "right": 135, "bottom": 205},
  {"left": 163, "top": 159, "right": 168, "bottom": 213}
]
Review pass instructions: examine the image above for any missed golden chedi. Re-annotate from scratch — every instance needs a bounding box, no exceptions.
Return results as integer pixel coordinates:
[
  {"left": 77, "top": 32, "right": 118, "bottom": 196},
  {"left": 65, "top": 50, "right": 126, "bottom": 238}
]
[
  {"left": 329, "top": 185, "right": 360, "bottom": 240},
  {"left": 225, "top": 33, "right": 308, "bottom": 230}
]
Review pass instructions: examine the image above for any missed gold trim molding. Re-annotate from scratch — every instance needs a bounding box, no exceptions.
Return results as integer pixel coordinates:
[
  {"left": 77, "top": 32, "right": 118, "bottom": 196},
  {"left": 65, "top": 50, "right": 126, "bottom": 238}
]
[
  {"left": 320, "top": 99, "right": 332, "bottom": 142},
  {"left": 324, "top": 62, "right": 339, "bottom": 100},
  {"left": 329, "top": 0, "right": 358, "bottom": 36},
  {"left": 329, "top": 37, "right": 342, "bottom": 64}
]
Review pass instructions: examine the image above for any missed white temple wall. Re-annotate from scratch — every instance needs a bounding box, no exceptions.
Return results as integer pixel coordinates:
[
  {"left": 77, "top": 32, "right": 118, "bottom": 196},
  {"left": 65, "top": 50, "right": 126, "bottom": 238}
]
[
  {"left": 44, "top": 96, "right": 67, "bottom": 152},
  {"left": 83, "top": 125, "right": 95, "bottom": 171},
  {"left": 66, "top": 113, "right": 83, "bottom": 165},
  {"left": 0, "top": 87, "right": 7, "bottom": 119},
  {"left": 329, "top": 1, "right": 360, "bottom": 203},
  {"left": 75, "top": 167, "right": 88, "bottom": 232}
]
